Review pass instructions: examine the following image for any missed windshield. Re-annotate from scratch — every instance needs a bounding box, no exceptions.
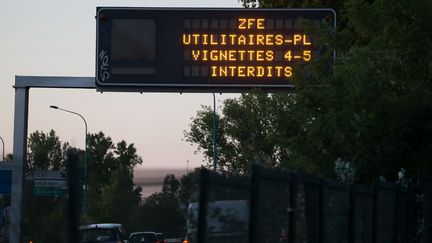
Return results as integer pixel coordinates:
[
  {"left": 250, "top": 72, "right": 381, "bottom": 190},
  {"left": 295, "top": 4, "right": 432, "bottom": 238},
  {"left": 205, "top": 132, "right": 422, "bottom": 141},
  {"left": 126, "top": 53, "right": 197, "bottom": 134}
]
[
  {"left": 130, "top": 233, "right": 157, "bottom": 243},
  {"left": 80, "top": 229, "right": 117, "bottom": 242},
  {"left": 156, "top": 233, "right": 165, "bottom": 240}
]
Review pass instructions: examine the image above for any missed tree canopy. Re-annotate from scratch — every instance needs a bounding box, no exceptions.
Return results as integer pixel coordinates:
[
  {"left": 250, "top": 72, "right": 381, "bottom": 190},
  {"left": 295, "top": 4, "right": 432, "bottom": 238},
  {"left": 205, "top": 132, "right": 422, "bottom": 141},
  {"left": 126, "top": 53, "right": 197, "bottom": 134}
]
[
  {"left": 24, "top": 130, "right": 144, "bottom": 241},
  {"left": 187, "top": 0, "right": 432, "bottom": 183},
  {"left": 27, "top": 129, "right": 69, "bottom": 174}
]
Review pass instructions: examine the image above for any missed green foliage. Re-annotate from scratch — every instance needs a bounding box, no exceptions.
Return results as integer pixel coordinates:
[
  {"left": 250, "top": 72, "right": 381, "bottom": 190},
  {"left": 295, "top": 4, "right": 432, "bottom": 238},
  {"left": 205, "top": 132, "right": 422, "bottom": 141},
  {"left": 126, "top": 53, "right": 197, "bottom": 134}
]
[
  {"left": 23, "top": 183, "right": 68, "bottom": 243},
  {"left": 116, "top": 140, "right": 143, "bottom": 169},
  {"left": 4, "top": 153, "right": 13, "bottom": 162},
  {"left": 162, "top": 174, "right": 181, "bottom": 195},
  {"left": 134, "top": 170, "right": 207, "bottom": 237},
  {"left": 27, "top": 129, "right": 69, "bottom": 174},
  {"left": 189, "top": 0, "right": 432, "bottom": 183},
  {"left": 23, "top": 130, "right": 69, "bottom": 242},
  {"left": 87, "top": 131, "right": 116, "bottom": 195},
  {"left": 178, "top": 168, "right": 201, "bottom": 207},
  {"left": 241, "top": 0, "right": 344, "bottom": 12},
  {"left": 292, "top": 0, "right": 432, "bottom": 182},
  {"left": 185, "top": 93, "right": 301, "bottom": 174},
  {"left": 91, "top": 165, "right": 142, "bottom": 231},
  {"left": 137, "top": 174, "right": 187, "bottom": 237},
  {"left": 86, "top": 132, "right": 143, "bottom": 226},
  {"left": 24, "top": 129, "right": 144, "bottom": 240}
]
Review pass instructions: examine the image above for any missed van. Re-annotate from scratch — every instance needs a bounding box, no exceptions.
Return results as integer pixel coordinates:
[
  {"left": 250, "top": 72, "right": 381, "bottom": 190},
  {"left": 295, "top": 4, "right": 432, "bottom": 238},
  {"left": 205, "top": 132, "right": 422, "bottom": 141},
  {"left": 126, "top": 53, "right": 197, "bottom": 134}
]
[{"left": 184, "top": 200, "right": 249, "bottom": 243}]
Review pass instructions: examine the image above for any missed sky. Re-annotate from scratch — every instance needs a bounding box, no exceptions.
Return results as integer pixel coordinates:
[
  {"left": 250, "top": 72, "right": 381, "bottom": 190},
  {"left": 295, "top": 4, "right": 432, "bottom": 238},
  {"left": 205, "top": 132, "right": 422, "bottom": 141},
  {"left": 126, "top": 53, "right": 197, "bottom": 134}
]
[{"left": 0, "top": 0, "right": 242, "bottom": 170}]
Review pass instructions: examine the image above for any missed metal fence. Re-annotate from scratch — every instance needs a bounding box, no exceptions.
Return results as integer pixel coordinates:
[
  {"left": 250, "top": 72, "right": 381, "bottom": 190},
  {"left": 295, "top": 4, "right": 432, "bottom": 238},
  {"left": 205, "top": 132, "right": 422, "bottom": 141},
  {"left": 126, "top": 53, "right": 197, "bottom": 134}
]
[
  {"left": 197, "top": 169, "right": 251, "bottom": 243},
  {"left": 421, "top": 177, "right": 432, "bottom": 243},
  {"left": 196, "top": 165, "right": 429, "bottom": 243}
]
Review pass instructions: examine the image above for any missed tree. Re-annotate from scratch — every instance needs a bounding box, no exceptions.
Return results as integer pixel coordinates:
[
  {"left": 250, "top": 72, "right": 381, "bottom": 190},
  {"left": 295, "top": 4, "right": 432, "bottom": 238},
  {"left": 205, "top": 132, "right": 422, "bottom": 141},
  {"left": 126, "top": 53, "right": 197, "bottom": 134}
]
[
  {"left": 241, "top": 0, "right": 344, "bottom": 11},
  {"left": 23, "top": 129, "right": 145, "bottom": 239},
  {"left": 23, "top": 130, "right": 70, "bottom": 242},
  {"left": 4, "top": 153, "right": 13, "bottom": 162},
  {"left": 178, "top": 168, "right": 201, "bottom": 207},
  {"left": 92, "top": 164, "right": 142, "bottom": 231},
  {"left": 187, "top": 0, "right": 432, "bottom": 183},
  {"left": 87, "top": 131, "right": 116, "bottom": 195},
  {"left": 115, "top": 140, "right": 143, "bottom": 170},
  {"left": 86, "top": 132, "right": 143, "bottom": 224},
  {"left": 137, "top": 174, "right": 186, "bottom": 237},
  {"left": 185, "top": 93, "right": 302, "bottom": 175},
  {"left": 289, "top": 0, "right": 432, "bottom": 182},
  {"left": 162, "top": 174, "right": 181, "bottom": 195},
  {"left": 27, "top": 129, "right": 69, "bottom": 174}
]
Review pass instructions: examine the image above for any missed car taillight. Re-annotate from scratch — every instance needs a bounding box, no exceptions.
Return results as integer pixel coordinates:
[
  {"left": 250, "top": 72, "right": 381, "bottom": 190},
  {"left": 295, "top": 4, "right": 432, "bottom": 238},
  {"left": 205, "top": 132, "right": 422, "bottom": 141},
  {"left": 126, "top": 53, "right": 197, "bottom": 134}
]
[{"left": 183, "top": 240, "right": 189, "bottom": 243}]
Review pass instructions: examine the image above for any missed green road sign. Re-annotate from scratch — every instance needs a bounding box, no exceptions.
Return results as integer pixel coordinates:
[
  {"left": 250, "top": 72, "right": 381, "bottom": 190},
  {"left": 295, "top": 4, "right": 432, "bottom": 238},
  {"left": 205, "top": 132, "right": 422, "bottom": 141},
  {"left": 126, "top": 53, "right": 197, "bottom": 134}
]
[{"left": 33, "top": 187, "right": 68, "bottom": 197}]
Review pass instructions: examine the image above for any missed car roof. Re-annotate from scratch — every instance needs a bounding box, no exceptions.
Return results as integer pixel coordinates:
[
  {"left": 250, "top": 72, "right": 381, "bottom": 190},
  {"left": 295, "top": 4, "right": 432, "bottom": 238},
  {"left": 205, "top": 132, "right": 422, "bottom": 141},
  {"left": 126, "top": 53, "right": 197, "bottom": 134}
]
[
  {"left": 79, "top": 223, "right": 123, "bottom": 230},
  {"left": 130, "top": 232, "right": 156, "bottom": 235}
]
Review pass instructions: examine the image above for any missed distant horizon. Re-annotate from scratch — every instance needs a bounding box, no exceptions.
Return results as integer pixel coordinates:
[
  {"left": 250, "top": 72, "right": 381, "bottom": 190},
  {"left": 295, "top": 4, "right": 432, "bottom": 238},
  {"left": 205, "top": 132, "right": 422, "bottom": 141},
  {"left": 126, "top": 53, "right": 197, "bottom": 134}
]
[{"left": 133, "top": 167, "right": 191, "bottom": 197}]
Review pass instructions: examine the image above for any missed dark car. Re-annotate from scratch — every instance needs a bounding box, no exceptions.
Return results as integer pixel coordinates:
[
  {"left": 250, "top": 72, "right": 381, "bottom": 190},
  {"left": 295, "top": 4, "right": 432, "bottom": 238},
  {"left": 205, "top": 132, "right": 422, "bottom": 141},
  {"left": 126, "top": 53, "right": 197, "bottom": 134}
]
[
  {"left": 165, "top": 238, "right": 184, "bottom": 243},
  {"left": 156, "top": 233, "right": 167, "bottom": 243},
  {"left": 129, "top": 232, "right": 158, "bottom": 243},
  {"left": 79, "top": 223, "right": 128, "bottom": 243}
]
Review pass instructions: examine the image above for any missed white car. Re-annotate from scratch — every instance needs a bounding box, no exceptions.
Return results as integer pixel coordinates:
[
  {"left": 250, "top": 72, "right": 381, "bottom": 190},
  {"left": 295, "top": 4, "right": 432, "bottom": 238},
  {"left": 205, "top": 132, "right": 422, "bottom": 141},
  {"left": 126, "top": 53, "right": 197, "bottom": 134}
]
[{"left": 79, "top": 223, "right": 128, "bottom": 243}]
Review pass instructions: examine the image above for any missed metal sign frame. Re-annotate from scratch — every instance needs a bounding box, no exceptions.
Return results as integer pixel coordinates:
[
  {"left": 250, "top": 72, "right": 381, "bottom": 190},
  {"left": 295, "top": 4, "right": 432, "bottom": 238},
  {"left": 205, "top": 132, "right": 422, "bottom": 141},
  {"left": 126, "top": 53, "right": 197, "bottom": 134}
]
[{"left": 10, "top": 76, "right": 94, "bottom": 243}]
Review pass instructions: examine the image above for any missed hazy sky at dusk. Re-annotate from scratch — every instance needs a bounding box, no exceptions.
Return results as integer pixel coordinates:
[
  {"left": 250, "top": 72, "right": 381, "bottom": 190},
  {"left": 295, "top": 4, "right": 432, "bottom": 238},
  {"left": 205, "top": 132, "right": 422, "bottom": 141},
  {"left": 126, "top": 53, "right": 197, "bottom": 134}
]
[{"left": 0, "top": 0, "right": 242, "bottom": 170}]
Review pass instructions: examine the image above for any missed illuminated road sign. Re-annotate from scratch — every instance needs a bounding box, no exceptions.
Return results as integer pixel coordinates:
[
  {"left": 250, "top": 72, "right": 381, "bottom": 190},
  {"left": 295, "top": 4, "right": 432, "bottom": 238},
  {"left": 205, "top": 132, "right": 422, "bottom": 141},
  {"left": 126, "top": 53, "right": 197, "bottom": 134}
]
[{"left": 96, "top": 8, "right": 335, "bottom": 92}]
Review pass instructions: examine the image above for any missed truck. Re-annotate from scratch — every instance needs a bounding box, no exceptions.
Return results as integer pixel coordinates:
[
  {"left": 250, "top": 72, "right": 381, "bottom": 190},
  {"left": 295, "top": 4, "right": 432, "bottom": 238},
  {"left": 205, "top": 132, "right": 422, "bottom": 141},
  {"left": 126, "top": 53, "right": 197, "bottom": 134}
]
[{"left": 184, "top": 200, "right": 249, "bottom": 243}]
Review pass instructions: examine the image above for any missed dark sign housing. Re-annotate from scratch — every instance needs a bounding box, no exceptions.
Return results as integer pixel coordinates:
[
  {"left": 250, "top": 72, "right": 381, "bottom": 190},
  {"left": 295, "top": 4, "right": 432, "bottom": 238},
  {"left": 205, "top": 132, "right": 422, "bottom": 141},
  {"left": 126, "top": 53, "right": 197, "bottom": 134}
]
[{"left": 96, "top": 8, "right": 335, "bottom": 92}]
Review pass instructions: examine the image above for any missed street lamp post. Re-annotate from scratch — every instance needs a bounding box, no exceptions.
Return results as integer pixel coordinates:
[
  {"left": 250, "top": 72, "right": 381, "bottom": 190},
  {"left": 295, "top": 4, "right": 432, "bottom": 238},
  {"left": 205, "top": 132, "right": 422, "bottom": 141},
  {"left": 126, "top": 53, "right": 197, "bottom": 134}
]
[
  {"left": 0, "top": 136, "right": 4, "bottom": 161},
  {"left": 50, "top": 105, "right": 88, "bottom": 218}
]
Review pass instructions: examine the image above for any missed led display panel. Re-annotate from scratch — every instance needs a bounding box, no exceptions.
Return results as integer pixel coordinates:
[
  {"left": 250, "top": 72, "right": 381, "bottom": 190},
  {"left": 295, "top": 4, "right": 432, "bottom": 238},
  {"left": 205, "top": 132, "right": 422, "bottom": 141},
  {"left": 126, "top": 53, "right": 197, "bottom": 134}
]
[{"left": 96, "top": 8, "right": 335, "bottom": 92}]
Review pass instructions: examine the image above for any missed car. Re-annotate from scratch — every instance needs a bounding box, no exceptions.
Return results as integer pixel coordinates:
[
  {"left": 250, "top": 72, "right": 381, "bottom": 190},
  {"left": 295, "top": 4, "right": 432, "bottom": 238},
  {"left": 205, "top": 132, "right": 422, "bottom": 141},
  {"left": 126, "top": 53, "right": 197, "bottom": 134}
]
[
  {"left": 79, "top": 223, "right": 129, "bottom": 243},
  {"left": 156, "top": 232, "right": 167, "bottom": 243},
  {"left": 165, "top": 238, "right": 184, "bottom": 243},
  {"left": 129, "top": 232, "right": 158, "bottom": 243}
]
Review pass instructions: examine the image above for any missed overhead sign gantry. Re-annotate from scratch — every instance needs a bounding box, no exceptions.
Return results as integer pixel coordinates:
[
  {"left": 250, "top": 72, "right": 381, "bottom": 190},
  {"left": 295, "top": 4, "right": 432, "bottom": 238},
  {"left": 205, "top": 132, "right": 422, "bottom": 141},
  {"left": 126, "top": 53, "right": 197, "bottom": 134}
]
[
  {"left": 10, "top": 8, "right": 336, "bottom": 243},
  {"left": 96, "top": 8, "right": 335, "bottom": 92}
]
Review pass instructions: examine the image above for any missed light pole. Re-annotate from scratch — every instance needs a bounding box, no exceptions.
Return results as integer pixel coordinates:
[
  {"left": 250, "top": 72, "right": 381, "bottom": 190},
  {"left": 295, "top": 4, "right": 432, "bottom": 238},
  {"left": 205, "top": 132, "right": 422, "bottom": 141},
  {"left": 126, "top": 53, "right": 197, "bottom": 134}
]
[
  {"left": 212, "top": 93, "right": 217, "bottom": 172},
  {"left": 0, "top": 136, "right": 4, "bottom": 161},
  {"left": 50, "top": 105, "right": 88, "bottom": 218}
]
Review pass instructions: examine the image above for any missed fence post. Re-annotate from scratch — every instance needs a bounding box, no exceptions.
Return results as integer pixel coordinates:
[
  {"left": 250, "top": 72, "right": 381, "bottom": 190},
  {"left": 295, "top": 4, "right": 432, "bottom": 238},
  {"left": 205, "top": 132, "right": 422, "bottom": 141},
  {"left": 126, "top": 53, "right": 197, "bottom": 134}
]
[
  {"left": 318, "top": 178, "right": 323, "bottom": 243},
  {"left": 289, "top": 173, "right": 297, "bottom": 243},
  {"left": 249, "top": 164, "right": 259, "bottom": 243},
  {"left": 197, "top": 169, "right": 209, "bottom": 243},
  {"left": 408, "top": 189, "right": 416, "bottom": 242},
  {"left": 348, "top": 185, "right": 354, "bottom": 243},
  {"left": 421, "top": 177, "right": 432, "bottom": 243},
  {"left": 393, "top": 185, "right": 399, "bottom": 243},
  {"left": 372, "top": 181, "right": 377, "bottom": 243},
  {"left": 66, "top": 149, "right": 80, "bottom": 243}
]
